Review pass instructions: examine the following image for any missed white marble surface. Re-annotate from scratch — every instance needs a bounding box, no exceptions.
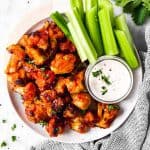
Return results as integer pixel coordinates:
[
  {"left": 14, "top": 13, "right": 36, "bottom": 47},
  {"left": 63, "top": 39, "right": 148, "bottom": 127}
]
[{"left": 0, "top": 0, "right": 63, "bottom": 150}]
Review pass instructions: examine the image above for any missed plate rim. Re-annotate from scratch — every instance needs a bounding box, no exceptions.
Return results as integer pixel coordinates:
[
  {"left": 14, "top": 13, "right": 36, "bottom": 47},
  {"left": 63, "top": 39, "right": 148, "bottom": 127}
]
[{"left": 5, "top": 0, "right": 143, "bottom": 143}]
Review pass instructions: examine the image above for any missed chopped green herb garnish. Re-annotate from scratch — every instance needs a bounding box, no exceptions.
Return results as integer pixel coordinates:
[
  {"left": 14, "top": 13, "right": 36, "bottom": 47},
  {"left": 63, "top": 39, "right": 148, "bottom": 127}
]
[
  {"left": 2, "top": 120, "right": 6, "bottom": 123},
  {"left": 54, "top": 127, "right": 59, "bottom": 134},
  {"left": 101, "top": 75, "right": 111, "bottom": 85},
  {"left": 1, "top": 141, "right": 7, "bottom": 147},
  {"left": 11, "top": 124, "right": 16, "bottom": 131},
  {"left": 38, "top": 120, "right": 48, "bottom": 127},
  {"left": 101, "top": 86, "right": 108, "bottom": 95},
  {"left": 11, "top": 136, "right": 17, "bottom": 142},
  {"left": 52, "top": 110, "right": 57, "bottom": 115},
  {"left": 44, "top": 73, "right": 49, "bottom": 79},
  {"left": 27, "top": 60, "right": 35, "bottom": 64},
  {"left": 80, "top": 110, "right": 86, "bottom": 115},
  {"left": 101, "top": 89, "right": 108, "bottom": 95},
  {"left": 114, "top": 0, "right": 150, "bottom": 25},
  {"left": 40, "top": 67, "right": 46, "bottom": 71},
  {"left": 108, "top": 104, "right": 120, "bottom": 111},
  {"left": 92, "top": 69, "right": 102, "bottom": 77},
  {"left": 101, "top": 86, "right": 106, "bottom": 90}
]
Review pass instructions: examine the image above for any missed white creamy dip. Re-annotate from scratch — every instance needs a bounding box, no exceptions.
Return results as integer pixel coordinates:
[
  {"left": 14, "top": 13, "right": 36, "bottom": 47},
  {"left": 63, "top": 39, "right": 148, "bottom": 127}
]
[{"left": 88, "top": 58, "right": 133, "bottom": 102}]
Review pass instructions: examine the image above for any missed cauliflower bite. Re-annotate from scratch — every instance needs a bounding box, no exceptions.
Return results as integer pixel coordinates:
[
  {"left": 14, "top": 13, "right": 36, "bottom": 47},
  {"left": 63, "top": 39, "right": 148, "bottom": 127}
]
[
  {"left": 55, "top": 77, "right": 66, "bottom": 94},
  {"left": 84, "top": 111, "right": 96, "bottom": 127},
  {"left": 6, "top": 44, "right": 26, "bottom": 74},
  {"left": 71, "top": 93, "right": 91, "bottom": 110},
  {"left": 37, "top": 31, "right": 49, "bottom": 50},
  {"left": 26, "top": 47, "right": 46, "bottom": 65},
  {"left": 7, "top": 69, "right": 26, "bottom": 94},
  {"left": 52, "top": 97, "right": 66, "bottom": 112},
  {"left": 97, "top": 103, "right": 105, "bottom": 120},
  {"left": 50, "top": 53, "right": 76, "bottom": 74},
  {"left": 50, "top": 38, "right": 58, "bottom": 51},
  {"left": 59, "top": 39, "right": 76, "bottom": 53},
  {"left": 6, "top": 55, "right": 22, "bottom": 73},
  {"left": 46, "top": 116, "right": 65, "bottom": 137},
  {"left": 19, "top": 21, "right": 49, "bottom": 50},
  {"left": 23, "top": 82, "right": 37, "bottom": 101},
  {"left": 31, "top": 69, "right": 55, "bottom": 91},
  {"left": 65, "top": 71, "right": 86, "bottom": 94},
  {"left": 7, "top": 44, "right": 25, "bottom": 59},
  {"left": 28, "top": 32, "right": 49, "bottom": 50},
  {"left": 96, "top": 104, "right": 120, "bottom": 128},
  {"left": 63, "top": 104, "right": 79, "bottom": 119},
  {"left": 48, "top": 22, "right": 64, "bottom": 39},
  {"left": 69, "top": 116, "right": 88, "bottom": 133},
  {"left": 40, "top": 90, "right": 57, "bottom": 102},
  {"left": 19, "top": 35, "right": 29, "bottom": 48},
  {"left": 25, "top": 99, "right": 51, "bottom": 123}
]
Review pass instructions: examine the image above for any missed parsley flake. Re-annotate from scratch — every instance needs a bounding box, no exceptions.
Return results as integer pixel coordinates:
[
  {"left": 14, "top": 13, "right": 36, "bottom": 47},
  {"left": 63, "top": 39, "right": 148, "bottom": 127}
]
[
  {"left": 1, "top": 141, "right": 7, "bottom": 147},
  {"left": 2, "top": 120, "right": 6, "bottom": 123},
  {"left": 101, "top": 86, "right": 106, "bottom": 90},
  {"left": 27, "top": 60, "right": 34, "bottom": 64},
  {"left": 101, "top": 75, "right": 111, "bottom": 85},
  {"left": 40, "top": 67, "right": 46, "bottom": 71},
  {"left": 108, "top": 104, "right": 120, "bottom": 111},
  {"left": 92, "top": 69, "right": 102, "bottom": 77},
  {"left": 38, "top": 120, "right": 48, "bottom": 127},
  {"left": 52, "top": 110, "right": 57, "bottom": 115},
  {"left": 11, "top": 124, "right": 16, "bottom": 131},
  {"left": 11, "top": 136, "right": 17, "bottom": 142},
  {"left": 101, "top": 89, "right": 108, "bottom": 95}
]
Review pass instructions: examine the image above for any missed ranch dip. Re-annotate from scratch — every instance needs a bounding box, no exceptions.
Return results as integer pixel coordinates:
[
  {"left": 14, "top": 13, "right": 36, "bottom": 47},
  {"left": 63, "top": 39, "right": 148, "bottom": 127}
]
[{"left": 86, "top": 56, "right": 133, "bottom": 103}]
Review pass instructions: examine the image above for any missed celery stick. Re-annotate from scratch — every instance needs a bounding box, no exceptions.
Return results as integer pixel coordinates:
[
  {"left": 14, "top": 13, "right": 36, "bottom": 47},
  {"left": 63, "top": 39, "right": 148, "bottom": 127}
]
[
  {"left": 98, "top": 0, "right": 114, "bottom": 25},
  {"left": 70, "top": 0, "right": 84, "bottom": 20},
  {"left": 53, "top": 11, "right": 67, "bottom": 25},
  {"left": 115, "top": 14, "right": 133, "bottom": 46},
  {"left": 82, "top": 0, "right": 86, "bottom": 12},
  {"left": 50, "top": 12, "right": 73, "bottom": 42},
  {"left": 86, "top": 6, "right": 103, "bottom": 56},
  {"left": 98, "top": 8, "right": 119, "bottom": 55},
  {"left": 67, "top": 22, "right": 87, "bottom": 62},
  {"left": 84, "top": 0, "right": 98, "bottom": 11},
  {"left": 66, "top": 8, "right": 97, "bottom": 64},
  {"left": 115, "top": 30, "right": 139, "bottom": 69}
]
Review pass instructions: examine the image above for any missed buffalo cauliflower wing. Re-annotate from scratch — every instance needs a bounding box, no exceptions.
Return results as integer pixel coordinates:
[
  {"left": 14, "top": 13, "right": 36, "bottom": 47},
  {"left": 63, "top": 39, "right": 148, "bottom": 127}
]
[
  {"left": 50, "top": 53, "right": 76, "bottom": 74},
  {"left": 96, "top": 104, "right": 120, "bottom": 128},
  {"left": 71, "top": 93, "right": 91, "bottom": 110},
  {"left": 65, "top": 71, "right": 86, "bottom": 94}
]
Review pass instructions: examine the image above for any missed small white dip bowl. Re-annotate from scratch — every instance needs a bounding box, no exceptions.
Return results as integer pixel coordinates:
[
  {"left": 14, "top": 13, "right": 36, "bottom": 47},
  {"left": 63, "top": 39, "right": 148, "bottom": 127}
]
[{"left": 85, "top": 56, "right": 133, "bottom": 104}]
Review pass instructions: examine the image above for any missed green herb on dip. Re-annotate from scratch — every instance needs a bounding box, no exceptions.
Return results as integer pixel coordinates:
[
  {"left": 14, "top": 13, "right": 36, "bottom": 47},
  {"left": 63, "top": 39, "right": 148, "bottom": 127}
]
[
  {"left": 11, "top": 136, "right": 17, "bottom": 142},
  {"left": 92, "top": 69, "right": 102, "bottom": 77},
  {"left": 1, "top": 141, "right": 7, "bottom": 147},
  {"left": 11, "top": 124, "right": 16, "bottom": 131}
]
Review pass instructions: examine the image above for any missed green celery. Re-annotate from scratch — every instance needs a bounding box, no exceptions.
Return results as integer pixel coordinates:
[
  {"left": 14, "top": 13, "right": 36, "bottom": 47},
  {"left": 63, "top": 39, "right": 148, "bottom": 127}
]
[
  {"left": 53, "top": 11, "right": 67, "bottom": 25},
  {"left": 66, "top": 7, "right": 97, "bottom": 64},
  {"left": 98, "top": 0, "right": 114, "bottom": 25},
  {"left": 70, "top": 0, "right": 84, "bottom": 20},
  {"left": 98, "top": 8, "right": 119, "bottom": 55},
  {"left": 67, "top": 22, "right": 87, "bottom": 62},
  {"left": 115, "top": 14, "right": 133, "bottom": 46},
  {"left": 86, "top": 6, "right": 103, "bottom": 56},
  {"left": 115, "top": 30, "right": 139, "bottom": 69},
  {"left": 50, "top": 12, "right": 73, "bottom": 42},
  {"left": 84, "top": 0, "right": 98, "bottom": 11}
]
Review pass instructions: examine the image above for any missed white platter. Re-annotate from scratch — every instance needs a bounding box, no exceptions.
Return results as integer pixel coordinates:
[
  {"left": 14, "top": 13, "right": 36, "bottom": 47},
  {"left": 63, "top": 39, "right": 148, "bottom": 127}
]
[{"left": 4, "top": 0, "right": 143, "bottom": 143}]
